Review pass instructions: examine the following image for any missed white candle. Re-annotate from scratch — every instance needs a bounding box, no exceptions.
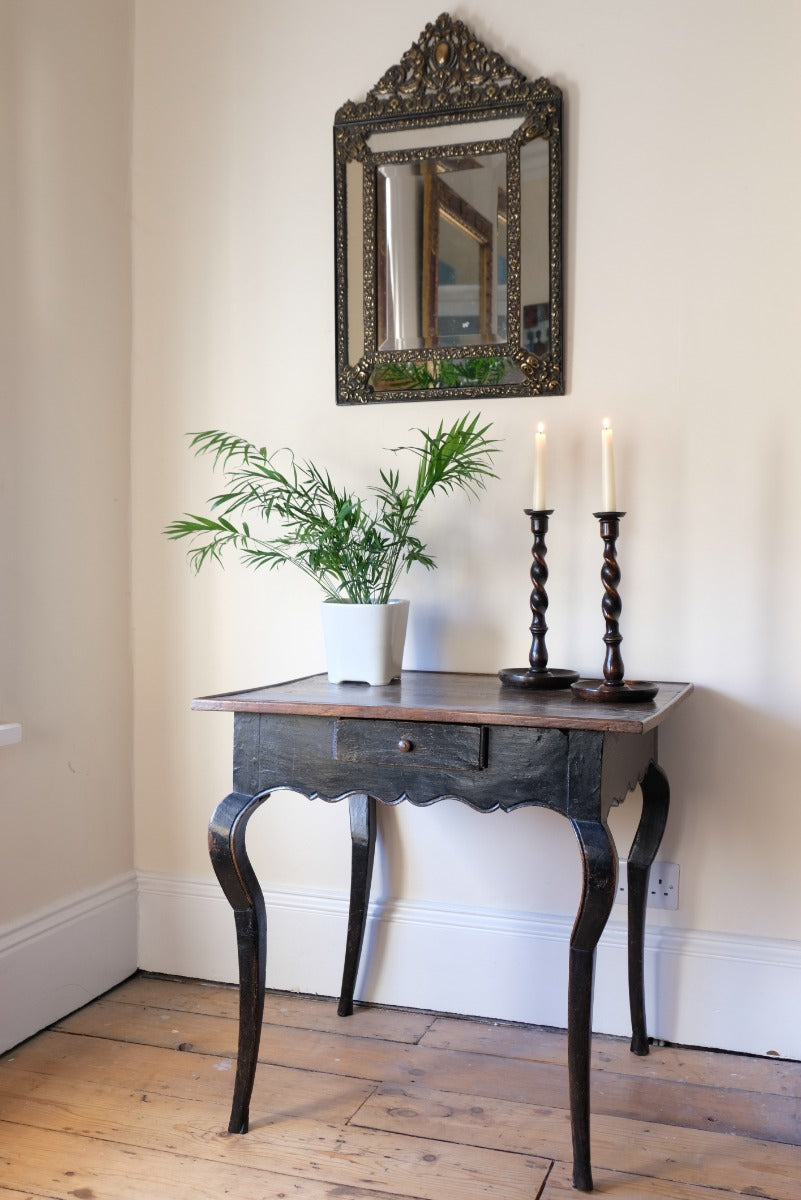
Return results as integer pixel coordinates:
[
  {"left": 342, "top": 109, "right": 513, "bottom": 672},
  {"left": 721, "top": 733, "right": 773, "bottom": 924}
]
[
  {"left": 533, "top": 423, "right": 547, "bottom": 509},
  {"left": 601, "top": 419, "right": 617, "bottom": 511}
]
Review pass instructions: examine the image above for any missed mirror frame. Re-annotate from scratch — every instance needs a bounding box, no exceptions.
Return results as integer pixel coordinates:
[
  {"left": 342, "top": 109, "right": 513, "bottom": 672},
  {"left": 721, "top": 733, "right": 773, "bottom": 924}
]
[{"left": 334, "top": 12, "right": 564, "bottom": 405}]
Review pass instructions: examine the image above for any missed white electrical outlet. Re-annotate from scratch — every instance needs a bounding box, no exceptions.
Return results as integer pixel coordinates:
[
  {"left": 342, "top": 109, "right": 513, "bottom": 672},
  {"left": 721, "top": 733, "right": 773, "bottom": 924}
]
[{"left": 616, "top": 860, "right": 679, "bottom": 910}]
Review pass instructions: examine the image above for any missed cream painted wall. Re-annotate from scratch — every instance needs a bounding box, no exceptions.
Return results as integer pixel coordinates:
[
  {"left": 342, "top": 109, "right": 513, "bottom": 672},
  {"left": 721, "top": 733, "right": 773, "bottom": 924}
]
[
  {"left": 132, "top": 0, "right": 801, "bottom": 1028},
  {"left": 1, "top": 2, "right": 134, "bottom": 922}
]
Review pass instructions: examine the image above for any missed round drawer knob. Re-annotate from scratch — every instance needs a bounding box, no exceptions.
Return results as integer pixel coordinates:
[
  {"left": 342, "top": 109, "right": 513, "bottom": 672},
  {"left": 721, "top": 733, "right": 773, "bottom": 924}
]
[{"left": 397, "top": 738, "right": 414, "bottom": 753}]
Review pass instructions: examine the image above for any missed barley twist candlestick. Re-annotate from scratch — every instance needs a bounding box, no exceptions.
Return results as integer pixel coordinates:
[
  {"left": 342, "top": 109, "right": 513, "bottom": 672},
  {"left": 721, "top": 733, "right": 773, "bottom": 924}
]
[
  {"left": 571, "top": 512, "right": 658, "bottom": 703},
  {"left": 499, "top": 509, "right": 578, "bottom": 690}
]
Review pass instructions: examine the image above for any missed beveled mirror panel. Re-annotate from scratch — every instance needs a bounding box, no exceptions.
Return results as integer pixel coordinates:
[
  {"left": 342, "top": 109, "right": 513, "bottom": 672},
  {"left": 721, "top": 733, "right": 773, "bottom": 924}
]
[{"left": 334, "top": 13, "right": 563, "bottom": 404}]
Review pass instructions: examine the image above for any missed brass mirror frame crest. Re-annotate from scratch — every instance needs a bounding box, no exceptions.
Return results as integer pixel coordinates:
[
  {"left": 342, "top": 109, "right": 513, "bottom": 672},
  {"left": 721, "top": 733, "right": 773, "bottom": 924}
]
[{"left": 334, "top": 12, "right": 564, "bottom": 405}]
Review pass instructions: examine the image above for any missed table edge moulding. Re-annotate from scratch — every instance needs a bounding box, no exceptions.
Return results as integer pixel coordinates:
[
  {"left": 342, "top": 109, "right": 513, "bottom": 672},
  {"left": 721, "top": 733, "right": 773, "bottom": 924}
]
[
  {"left": 193, "top": 670, "right": 690, "bottom": 733},
  {"left": 194, "top": 670, "right": 693, "bottom": 1192}
]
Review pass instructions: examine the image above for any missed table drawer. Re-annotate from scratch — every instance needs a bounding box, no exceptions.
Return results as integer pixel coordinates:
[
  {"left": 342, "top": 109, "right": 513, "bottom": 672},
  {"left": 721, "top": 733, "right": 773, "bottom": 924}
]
[{"left": 334, "top": 719, "right": 486, "bottom": 771}]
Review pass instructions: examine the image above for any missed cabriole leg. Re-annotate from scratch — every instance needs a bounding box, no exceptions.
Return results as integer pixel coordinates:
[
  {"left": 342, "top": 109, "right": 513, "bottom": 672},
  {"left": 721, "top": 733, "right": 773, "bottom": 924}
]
[
  {"left": 338, "top": 792, "right": 376, "bottom": 1017},
  {"left": 627, "top": 761, "right": 670, "bottom": 1055},
  {"left": 568, "top": 818, "right": 618, "bottom": 1191},
  {"left": 208, "top": 789, "right": 272, "bottom": 1134}
]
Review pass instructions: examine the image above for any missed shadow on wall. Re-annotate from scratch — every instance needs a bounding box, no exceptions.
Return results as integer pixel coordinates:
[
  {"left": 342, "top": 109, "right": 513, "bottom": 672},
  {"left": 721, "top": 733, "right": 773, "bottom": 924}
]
[
  {"left": 313, "top": 681, "right": 800, "bottom": 1027},
  {"left": 656, "top": 685, "right": 801, "bottom": 936},
  {"left": 405, "top": 600, "right": 505, "bottom": 673},
  {"left": 359, "top": 683, "right": 801, "bottom": 980}
]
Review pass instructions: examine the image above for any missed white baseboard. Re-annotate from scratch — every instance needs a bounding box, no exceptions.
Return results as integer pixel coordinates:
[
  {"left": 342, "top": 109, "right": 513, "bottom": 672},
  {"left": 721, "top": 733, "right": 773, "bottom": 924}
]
[
  {"left": 0, "top": 873, "right": 138, "bottom": 1054},
  {"left": 137, "top": 871, "right": 801, "bottom": 1060},
  {"left": 11, "top": 871, "right": 797, "bottom": 1061}
]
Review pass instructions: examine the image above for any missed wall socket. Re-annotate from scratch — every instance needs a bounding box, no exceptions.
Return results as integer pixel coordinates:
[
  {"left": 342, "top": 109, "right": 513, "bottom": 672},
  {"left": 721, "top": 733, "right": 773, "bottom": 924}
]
[{"left": 616, "top": 860, "right": 679, "bottom": 910}]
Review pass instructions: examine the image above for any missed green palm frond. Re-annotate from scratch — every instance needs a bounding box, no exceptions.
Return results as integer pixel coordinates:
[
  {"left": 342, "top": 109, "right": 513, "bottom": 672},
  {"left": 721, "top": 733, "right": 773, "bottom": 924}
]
[{"left": 165, "top": 415, "right": 499, "bottom": 604}]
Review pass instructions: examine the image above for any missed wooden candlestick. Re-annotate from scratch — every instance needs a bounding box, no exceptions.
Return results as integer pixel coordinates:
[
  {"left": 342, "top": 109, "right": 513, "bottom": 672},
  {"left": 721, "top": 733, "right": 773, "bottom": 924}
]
[
  {"left": 572, "top": 512, "right": 658, "bottom": 703},
  {"left": 499, "top": 509, "right": 578, "bottom": 690}
]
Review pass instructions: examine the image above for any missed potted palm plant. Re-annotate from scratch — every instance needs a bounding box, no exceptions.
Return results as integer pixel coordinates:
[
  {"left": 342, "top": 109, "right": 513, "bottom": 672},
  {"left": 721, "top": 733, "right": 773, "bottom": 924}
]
[{"left": 165, "top": 413, "right": 499, "bottom": 684}]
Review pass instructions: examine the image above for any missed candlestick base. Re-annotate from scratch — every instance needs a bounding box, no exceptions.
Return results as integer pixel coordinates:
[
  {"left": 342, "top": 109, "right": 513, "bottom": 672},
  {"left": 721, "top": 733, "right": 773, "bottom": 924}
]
[
  {"left": 499, "top": 667, "right": 579, "bottom": 690},
  {"left": 571, "top": 679, "right": 659, "bottom": 703}
]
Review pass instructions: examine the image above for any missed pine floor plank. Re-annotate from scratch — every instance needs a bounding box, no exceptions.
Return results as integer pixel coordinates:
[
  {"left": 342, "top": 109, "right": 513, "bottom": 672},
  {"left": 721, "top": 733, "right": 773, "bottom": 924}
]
[
  {"left": 0, "top": 1072, "right": 549, "bottom": 1200},
  {"left": 2, "top": 1032, "right": 375, "bottom": 1122},
  {"left": 116, "top": 975, "right": 434, "bottom": 1044},
  {"left": 55, "top": 998, "right": 801, "bottom": 1144},
  {"left": 424, "top": 1014, "right": 801, "bottom": 1098},
  {"left": 539, "top": 1160, "right": 745, "bottom": 1198},
  {"left": 4, "top": 974, "right": 801, "bottom": 1200},
  {"left": 0, "top": 1191, "right": 59, "bottom": 1200},
  {"left": 0, "top": 1122, "right": 423, "bottom": 1200},
  {"left": 351, "top": 1082, "right": 801, "bottom": 1199}
]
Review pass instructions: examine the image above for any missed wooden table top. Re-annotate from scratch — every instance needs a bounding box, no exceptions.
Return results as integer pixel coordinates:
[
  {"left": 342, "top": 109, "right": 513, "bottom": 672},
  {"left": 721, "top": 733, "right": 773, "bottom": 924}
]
[{"left": 193, "top": 671, "right": 693, "bottom": 735}]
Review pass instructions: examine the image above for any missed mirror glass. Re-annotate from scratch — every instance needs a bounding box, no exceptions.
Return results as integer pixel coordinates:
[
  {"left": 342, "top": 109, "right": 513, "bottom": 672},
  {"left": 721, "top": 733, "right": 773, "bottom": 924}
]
[
  {"left": 345, "top": 158, "right": 365, "bottom": 367},
  {"left": 376, "top": 151, "right": 507, "bottom": 352},
  {"left": 520, "top": 138, "right": 551, "bottom": 358},
  {"left": 334, "top": 14, "right": 563, "bottom": 403}
]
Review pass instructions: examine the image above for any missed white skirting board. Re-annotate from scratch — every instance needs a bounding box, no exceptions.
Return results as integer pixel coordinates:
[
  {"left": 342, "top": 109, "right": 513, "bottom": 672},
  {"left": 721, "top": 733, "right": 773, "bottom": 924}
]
[
  {"left": 137, "top": 872, "right": 801, "bottom": 1061},
  {"left": 0, "top": 873, "right": 138, "bottom": 1054}
]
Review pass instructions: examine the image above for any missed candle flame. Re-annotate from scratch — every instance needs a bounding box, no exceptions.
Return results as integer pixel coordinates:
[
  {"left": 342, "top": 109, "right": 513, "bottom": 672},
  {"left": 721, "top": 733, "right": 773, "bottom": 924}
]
[
  {"left": 602, "top": 418, "right": 611, "bottom": 430},
  {"left": 537, "top": 422, "right": 545, "bottom": 435}
]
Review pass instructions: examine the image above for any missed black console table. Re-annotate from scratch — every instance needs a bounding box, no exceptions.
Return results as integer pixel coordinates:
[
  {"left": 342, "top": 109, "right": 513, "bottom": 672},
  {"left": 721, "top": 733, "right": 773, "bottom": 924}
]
[{"left": 194, "top": 671, "right": 692, "bottom": 1191}]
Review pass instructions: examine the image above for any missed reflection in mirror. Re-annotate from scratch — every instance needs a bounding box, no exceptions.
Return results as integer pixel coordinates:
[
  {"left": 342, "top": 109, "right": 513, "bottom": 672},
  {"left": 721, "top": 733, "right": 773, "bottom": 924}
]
[
  {"left": 346, "top": 158, "right": 365, "bottom": 367},
  {"left": 376, "top": 152, "right": 508, "bottom": 352},
  {"left": 367, "top": 117, "right": 524, "bottom": 154},
  {"left": 520, "top": 139, "right": 550, "bottom": 359},
  {"left": 430, "top": 172, "right": 494, "bottom": 347},
  {"left": 334, "top": 13, "right": 564, "bottom": 403}
]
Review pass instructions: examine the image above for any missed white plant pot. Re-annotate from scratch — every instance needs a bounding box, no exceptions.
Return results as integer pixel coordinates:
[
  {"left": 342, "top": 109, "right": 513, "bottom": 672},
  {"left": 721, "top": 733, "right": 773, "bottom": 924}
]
[{"left": 321, "top": 599, "right": 409, "bottom": 686}]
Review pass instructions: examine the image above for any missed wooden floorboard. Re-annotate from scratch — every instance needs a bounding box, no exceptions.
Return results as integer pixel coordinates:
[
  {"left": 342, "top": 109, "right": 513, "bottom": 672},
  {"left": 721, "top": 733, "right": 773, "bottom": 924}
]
[
  {"left": 424, "top": 1015, "right": 801, "bottom": 1099},
  {"left": 0, "top": 974, "right": 799, "bottom": 1199},
  {"left": 0, "top": 1191, "right": 60, "bottom": 1200},
  {"left": 53, "top": 994, "right": 801, "bottom": 1144}
]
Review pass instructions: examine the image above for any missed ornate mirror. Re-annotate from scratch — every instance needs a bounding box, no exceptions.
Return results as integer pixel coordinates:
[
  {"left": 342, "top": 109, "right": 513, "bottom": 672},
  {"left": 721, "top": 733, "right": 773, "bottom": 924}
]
[{"left": 334, "top": 13, "right": 564, "bottom": 404}]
